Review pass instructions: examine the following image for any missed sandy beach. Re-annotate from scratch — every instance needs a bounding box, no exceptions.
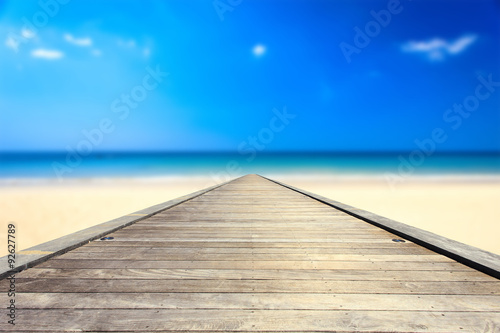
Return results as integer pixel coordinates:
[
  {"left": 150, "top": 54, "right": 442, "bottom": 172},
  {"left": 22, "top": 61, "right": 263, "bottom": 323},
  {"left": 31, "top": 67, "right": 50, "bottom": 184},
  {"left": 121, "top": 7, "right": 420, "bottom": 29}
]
[{"left": 1, "top": 174, "right": 499, "bottom": 257}]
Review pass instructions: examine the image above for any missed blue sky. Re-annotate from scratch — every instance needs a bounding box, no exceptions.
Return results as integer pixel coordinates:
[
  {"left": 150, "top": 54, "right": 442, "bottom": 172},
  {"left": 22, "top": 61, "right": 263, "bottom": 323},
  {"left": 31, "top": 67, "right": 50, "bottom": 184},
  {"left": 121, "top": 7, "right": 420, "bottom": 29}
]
[{"left": 1, "top": 0, "right": 499, "bottom": 152}]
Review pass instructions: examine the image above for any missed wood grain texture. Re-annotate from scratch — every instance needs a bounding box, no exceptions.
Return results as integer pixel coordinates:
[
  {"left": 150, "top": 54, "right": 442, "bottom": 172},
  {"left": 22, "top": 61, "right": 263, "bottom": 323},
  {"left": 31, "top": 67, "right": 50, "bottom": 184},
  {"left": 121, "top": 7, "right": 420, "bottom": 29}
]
[
  {"left": 8, "top": 268, "right": 493, "bottom": 281},
  {"left": 6, "top": 278, "right": 500, "bottom": 294},
  {"left": 3, "top": 174, "right": 500, "bottom": 332},
  {"left": 70, "top": 245, "right": 436, "bottom": 255},
  {"left": 0, "top": 309, "right": 499, "bottom": 332},
  {"left": 7, "top": 293, "right": 500, "bottom": 311},
  {"left": 35, "top": 259, "right": 471, "bottom": 270}
]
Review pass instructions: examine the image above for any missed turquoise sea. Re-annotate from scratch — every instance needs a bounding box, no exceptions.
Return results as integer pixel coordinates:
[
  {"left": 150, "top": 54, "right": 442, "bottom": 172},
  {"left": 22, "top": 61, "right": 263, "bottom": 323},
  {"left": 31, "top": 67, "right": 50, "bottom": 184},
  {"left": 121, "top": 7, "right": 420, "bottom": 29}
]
[{"left": 1, "top": 152, "right": 499, "bottom": 179}]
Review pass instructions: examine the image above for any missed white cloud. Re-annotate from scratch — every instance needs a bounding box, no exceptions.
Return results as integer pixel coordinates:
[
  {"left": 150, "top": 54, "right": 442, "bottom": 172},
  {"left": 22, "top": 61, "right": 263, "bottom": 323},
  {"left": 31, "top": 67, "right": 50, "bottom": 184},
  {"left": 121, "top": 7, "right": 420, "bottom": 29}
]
[
  {"left": 31, "top": 48, "right": 64, "bottom": 60},
  {"left": 21, "top": 28, "right": 36, "bottom": 39},
  {"left": 401, "top": 34, "right": 477, "bottom": 61},
  {"left": 5, "top": 36, "right": 19, "bottom": 52},
  {"left": 4, "top": 28, "right": 37, "bottom": 52},
  {"left": 252, "top": 44, "right": 266, "bottom": 57},
  {"left": 446, "top": 35, "right": 477, "bottom": 54},
  {"left": 64, "top": 33, "right": 92, "bottom": 47}
]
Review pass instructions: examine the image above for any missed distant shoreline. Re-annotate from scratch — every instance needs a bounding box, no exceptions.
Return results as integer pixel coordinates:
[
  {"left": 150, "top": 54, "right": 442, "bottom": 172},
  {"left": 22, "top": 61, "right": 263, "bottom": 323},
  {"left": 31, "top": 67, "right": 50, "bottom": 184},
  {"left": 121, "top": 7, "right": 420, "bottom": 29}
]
[{"left": 2, "top": 172, "right": 500, "bottom": 187}]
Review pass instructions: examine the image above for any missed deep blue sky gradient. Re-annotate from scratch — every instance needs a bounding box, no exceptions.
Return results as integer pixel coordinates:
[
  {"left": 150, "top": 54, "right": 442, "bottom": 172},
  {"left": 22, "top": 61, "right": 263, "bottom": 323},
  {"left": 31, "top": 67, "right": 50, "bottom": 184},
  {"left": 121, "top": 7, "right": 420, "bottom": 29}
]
[{"left": 1, "top": 0, "right": 499, "bottom": 152}]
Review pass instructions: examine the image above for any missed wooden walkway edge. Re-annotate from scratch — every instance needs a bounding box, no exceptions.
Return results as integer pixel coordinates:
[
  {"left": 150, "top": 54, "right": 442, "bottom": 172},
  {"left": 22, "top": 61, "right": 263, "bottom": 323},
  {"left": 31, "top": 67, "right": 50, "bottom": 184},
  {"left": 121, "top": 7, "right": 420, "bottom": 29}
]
[
  {"left": 263, "top": 176, "right": 500, "bottom": 279},
  {"left": 0, "top": 177, "right": 233, "bottom": 280}
]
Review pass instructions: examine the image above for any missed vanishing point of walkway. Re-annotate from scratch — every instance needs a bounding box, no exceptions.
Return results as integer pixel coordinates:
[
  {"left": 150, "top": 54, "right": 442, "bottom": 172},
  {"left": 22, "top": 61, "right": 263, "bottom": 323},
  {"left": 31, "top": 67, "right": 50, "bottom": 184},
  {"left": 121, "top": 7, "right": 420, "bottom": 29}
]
[{"left": 1, "top": 174, "right": 499, "bottom": 332}]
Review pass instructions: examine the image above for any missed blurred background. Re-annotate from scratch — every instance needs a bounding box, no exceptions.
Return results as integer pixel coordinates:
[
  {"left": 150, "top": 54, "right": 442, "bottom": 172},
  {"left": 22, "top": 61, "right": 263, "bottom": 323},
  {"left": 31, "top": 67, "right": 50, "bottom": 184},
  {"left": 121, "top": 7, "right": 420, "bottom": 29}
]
[{"left": 1, "top": 0, "right": 499, "bottom": 255}]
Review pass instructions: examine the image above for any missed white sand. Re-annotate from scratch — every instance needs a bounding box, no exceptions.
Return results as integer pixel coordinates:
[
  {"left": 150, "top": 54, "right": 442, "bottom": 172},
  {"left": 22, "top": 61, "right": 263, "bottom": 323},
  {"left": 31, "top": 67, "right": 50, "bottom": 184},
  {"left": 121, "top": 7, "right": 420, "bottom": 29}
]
[{"left": 1, "top": 175, "right": 499, "bottom": 256}]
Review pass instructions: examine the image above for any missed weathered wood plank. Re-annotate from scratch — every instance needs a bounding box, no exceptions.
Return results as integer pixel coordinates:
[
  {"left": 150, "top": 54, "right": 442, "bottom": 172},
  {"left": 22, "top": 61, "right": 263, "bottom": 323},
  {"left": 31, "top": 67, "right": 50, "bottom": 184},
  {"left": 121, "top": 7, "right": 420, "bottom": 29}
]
[
  {"left": 37, "top": 259, "right": 470, "bottom": 270},
  {"left": 91, "top": 233, "right": 404, "bottom": 240},
  {"left": 86, "top": 237, "right": 414, "bottom": 243},
  {"left": 71, "top": 246, "right": 436, "bottom": 255},
  {"left": 8, "top": 278, "right": 500, "bottom": 294},
  {"left": 56, "top": 251, "right": 453, "bottom": 262},
  {"left": 13, "top": 268, "right": 496, "bottom": 281},
  {"left": 110, "top": 230, "right": 393, "bottom": 237},
  {"left": 84, "top": 240, "right": 417, "bottom": 248},
  {"left": 1, "top": 309, "right": 498, "bottom": 332},
  {"left": 115, "top": 226, "right": 390, "bottom": 233},
  {"left": 8, "top": 292, "right": 500, "bottom": 311},
  {"left": 124, "top": 224, "right": 378, "bottom": 230}
]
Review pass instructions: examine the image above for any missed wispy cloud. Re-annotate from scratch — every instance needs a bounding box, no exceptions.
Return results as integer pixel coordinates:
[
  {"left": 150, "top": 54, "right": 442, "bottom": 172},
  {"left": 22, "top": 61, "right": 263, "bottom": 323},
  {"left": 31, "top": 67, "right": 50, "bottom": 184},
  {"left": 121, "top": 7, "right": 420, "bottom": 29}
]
[
  {"left": 21, "top": 28, "right": 36, "bottom": 39},
  {"left": 5, "top": 36, "right": 19, "bottom": 52},
  {"left": 4, "top": 28, "right": 36, "bottom": 52},
  {"left": 64, "top": 33, "right": 92, "bottom": 47},
  {"left": 401, "top": 34, "right": 477, "bottom": 61},
  {"left": 31, "top": 48, "right": 64, "bottom": 60}
]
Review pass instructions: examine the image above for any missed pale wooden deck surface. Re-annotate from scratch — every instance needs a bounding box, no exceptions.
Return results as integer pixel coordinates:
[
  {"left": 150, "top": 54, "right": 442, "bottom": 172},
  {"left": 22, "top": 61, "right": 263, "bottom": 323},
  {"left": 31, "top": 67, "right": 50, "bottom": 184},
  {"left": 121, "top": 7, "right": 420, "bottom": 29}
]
[{"left": 1, "top": 174, "right": 499, "bottom": 332}]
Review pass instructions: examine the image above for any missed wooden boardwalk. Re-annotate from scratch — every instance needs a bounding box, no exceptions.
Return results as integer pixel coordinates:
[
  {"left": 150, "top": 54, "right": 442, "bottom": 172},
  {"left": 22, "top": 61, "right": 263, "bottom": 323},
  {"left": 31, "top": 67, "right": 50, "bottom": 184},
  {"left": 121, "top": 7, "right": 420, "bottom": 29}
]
[{"left": 1, "top": 174, "right": 500, "bottom": 332}]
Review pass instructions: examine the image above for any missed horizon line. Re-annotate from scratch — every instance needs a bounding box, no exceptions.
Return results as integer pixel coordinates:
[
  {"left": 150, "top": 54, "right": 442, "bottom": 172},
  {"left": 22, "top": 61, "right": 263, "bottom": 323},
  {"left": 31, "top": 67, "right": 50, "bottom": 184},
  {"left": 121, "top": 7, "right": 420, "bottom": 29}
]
[{"left": 1, "top": 150, "right": 500, "bottom": 155}]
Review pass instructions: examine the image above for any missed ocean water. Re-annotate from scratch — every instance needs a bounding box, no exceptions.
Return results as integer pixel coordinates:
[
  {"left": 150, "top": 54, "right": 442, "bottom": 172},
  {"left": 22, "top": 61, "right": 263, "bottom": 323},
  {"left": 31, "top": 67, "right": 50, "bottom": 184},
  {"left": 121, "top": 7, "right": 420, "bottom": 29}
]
[{"left": 1, "top": 152, "right": 499, "bottom": 180}]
